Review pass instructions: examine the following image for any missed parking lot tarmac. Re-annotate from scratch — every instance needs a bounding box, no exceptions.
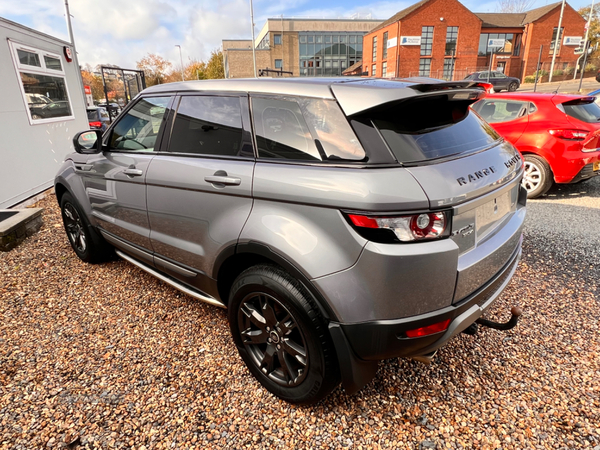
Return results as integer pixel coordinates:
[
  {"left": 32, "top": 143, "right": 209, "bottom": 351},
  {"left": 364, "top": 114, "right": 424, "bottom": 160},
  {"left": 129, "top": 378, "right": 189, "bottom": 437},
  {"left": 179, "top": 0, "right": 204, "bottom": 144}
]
[{"left": 0, "top": 179, "right": 598, "bottom": 449}]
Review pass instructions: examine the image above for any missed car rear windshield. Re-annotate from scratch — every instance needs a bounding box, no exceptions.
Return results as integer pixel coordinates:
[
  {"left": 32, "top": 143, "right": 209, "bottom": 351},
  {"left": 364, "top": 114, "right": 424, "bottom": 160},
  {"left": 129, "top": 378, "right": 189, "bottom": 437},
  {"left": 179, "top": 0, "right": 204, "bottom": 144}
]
[
  {"left": 562, "top": 99, "right": 600, "bottom": 123},
  {"left": 87, "top": 109, "right": 99, "bottom": 120},
  {"left": 364, "top": 94, "right": 501, "bottom": 164}
]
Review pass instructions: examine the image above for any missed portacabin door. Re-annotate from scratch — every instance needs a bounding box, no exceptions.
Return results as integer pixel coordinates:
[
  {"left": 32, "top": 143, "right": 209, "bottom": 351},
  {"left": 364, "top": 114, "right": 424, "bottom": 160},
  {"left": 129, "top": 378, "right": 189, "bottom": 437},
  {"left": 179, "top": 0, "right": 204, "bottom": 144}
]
[
  {"left": 80, "top": 96, "right": 172, "bottom": 253},
  {"left": 145, "top": 94, "right": 255, "bottom": 291}
]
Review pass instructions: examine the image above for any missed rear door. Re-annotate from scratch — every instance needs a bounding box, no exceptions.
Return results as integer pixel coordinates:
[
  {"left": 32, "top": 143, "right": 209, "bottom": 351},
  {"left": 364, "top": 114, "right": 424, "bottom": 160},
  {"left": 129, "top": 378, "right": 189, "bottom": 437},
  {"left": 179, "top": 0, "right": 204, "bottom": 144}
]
[
  {"left": 80, "top": 96, "right": 172, "bottom": 252},
  {"left": 145, "top": 93, "right": 255, "bottom": 286}
]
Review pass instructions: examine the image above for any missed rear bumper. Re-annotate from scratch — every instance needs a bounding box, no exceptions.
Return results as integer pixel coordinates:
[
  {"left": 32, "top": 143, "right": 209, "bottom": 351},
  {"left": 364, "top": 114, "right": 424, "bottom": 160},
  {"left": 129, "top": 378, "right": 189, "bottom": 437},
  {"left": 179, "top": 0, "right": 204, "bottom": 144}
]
[
  {"left": 334, "top": 239, "right": 521, "bottom": 362},
  {"left": 568, "top": 162, "right": 600, "bottom": 183},
  {"left": 554, "top": 150, "right": 600, "bottom": 183}
]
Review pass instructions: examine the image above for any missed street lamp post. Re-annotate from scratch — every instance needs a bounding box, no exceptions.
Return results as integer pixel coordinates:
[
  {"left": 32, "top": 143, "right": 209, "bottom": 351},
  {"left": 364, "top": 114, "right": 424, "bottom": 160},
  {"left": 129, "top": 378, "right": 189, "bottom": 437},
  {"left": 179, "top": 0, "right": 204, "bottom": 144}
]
[
  {"left": 175, "top": 45, "right": 185, "bottom": 81},
  {"left": 549, "top": 0, "right": 567, "bottom": 83}
]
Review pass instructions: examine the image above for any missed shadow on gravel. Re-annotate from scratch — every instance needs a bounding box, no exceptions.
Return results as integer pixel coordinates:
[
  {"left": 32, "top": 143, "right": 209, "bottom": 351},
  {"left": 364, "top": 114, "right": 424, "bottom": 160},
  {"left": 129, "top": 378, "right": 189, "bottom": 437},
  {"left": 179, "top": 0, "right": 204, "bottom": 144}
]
[{"left": 535, "top": 177, "right": 600, "bottom": 201}]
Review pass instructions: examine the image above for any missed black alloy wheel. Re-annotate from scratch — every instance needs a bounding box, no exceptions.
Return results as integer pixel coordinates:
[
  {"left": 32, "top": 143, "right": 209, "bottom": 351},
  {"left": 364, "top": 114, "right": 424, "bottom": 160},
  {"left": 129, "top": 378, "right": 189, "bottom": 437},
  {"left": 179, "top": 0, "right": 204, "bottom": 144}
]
[
  {"left": 508, "top": 81, "right": 519, "bottom": 92},
  {"left": 63, "top": 201, "right": 87, "bottom": 254},
  {"left": 60, "top": 192, "right": 113, "bottom": 263},
  {"left": 238, "top": 292, "right": 308, "bottom": 387},
  {"left": 228, "top": 265, "right": 340, "bottom": 404}
]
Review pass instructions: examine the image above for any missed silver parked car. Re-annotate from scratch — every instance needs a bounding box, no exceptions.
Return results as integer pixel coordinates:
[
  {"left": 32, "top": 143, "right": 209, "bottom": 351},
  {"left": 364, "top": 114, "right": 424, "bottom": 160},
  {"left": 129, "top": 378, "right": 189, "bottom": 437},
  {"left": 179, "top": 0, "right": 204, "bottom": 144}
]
[{"left": 55, "top": 78, "right": 527, "bottom": 404}]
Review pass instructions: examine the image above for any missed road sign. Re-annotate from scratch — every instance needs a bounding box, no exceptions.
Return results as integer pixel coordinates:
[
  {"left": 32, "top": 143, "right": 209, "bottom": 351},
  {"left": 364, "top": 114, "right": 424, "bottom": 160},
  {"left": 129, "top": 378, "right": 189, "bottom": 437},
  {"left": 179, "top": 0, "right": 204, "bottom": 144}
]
[{"left": 488, "top": 39, "right": 505, "bottom": 47}]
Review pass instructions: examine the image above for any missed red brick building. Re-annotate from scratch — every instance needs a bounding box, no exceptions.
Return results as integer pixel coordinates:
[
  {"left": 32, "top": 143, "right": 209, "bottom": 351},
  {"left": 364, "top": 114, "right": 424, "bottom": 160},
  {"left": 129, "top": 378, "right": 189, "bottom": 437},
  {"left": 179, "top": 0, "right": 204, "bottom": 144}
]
[{"left": 363, "top": 0, "right": 586, "bottom": 81}]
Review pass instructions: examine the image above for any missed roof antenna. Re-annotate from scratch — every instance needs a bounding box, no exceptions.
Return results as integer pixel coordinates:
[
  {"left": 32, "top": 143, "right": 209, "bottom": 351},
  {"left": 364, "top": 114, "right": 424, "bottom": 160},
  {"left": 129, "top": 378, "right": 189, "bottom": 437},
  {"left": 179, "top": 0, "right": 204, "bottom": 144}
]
[{"left": 553, "top": 83, "right": 561, "bottom": 94}]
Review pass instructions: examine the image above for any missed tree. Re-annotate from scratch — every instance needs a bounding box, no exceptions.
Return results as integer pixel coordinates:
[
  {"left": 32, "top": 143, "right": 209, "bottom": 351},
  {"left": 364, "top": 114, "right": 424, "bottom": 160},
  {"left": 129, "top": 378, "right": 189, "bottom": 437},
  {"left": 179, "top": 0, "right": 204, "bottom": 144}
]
[
  {"left": 80, "top": 67, "right": 104, "bottom": 101},
  {"left": 205, "top": 50, "right": 225, "bottom": 79},
  {"left": 579, "top": 4, "right": 600, "bottom": 57},
  {"left": 496, "top": 0, "right": 535, "bottom": 13},
  {"left": 136, "top": 53, "right": 172, "bottom": 86}
]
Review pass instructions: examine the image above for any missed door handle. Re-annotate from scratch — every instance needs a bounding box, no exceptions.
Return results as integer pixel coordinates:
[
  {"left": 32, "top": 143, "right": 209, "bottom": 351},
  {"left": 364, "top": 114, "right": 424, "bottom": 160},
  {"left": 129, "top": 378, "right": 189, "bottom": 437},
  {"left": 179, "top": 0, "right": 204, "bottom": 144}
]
[
  {"left": 204, "top": 170, "right": 241, "bottom": 186},
  {"left": 204, "top": 175, "right": 241, "bottom": 186},
  {"left": 123, "top": 168, "right": 143, "bottom": 177}
]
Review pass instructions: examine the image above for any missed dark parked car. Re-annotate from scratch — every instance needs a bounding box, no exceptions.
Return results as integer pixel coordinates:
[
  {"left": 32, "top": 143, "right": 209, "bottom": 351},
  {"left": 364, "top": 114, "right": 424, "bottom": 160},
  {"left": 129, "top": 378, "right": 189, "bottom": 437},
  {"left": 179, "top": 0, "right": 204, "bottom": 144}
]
[
  {"left": 96, "top": 102, "right": 121, "bottom": 120},
  {"left": 30, "top": 100, "right": 71, "bottom": 120},
  {"left": 87, "top": 107, "right": 111, "bottom": 132},
  {"left": 464, "top": 71, "right": 520, "bottom": 92},
  {"left": 55, "top": 78, "right": 526, "bottom": 404}
]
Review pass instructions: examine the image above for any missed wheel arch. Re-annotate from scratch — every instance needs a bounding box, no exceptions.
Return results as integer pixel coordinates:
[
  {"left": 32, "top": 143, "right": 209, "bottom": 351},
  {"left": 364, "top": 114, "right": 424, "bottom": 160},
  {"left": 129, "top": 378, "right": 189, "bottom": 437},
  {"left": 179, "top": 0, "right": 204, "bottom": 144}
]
[{"left": 214, "top": 242, "right": 339, "bottom": 322}]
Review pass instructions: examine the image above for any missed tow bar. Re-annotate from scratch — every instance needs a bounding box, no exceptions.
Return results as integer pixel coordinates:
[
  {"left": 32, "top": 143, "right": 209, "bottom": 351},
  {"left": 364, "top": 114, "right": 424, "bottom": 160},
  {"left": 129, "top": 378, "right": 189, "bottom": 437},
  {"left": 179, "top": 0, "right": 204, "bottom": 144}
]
[{"left": 463, "top": 306, "right": 523, "bottom": 335}]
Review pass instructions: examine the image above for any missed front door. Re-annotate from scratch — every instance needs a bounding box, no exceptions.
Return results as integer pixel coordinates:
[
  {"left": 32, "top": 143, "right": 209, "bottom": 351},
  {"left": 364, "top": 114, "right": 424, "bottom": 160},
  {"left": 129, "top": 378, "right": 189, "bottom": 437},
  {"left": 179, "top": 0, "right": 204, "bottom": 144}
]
[
  {"left": 81, "top": 96, "right": 172, "bottom": 251},
  {"left": 145, "top": 94, "right": 255, "bottom": 288}
]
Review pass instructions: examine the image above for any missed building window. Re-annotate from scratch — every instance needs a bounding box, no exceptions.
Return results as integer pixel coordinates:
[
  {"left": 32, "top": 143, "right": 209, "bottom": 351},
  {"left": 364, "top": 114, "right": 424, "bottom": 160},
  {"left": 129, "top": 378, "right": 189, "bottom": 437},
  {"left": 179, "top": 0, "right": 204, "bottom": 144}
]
[
  {"left": 298, "top": 32, "right": 365, "bottom": 76},
  {"left": 478, "top": 33, "right": 516, "bottom": 55},
  {"left": 382, "top": 61, "right": 387, "bottom": 78},
  {"left": 421, "top": 26, "right": 434, "bottom": 56},
  {"left": 513, "top": 34, "right": 522, "bottom": 57},
  {"left": 372, "top": 36, "right": 378, "bottom": 62},
  {"left": 372, "top": 64, "right": 376, "bottom": 77},
  {"left": 419, "top": 58, "right": 431, "bottom": 77},
  {"left": 257, "top": 34, "right": 270, "bottom": 49},
  {"left": 9, "top": 40, "right": 74, "bottom": 125},
  {"left": 273, "top": 34, "right": 282, "bottom": 45},
  {"left": 443, "top": 59, "right": 455, "bottom": 80},
  {"left": 550, "top": 27, "right": 564, "bottom": 54},
  {"left": 445, "top": 26, "right": 458, "bottom": 56},
  {"left": 383, "top": 32, "right": 388, "bottom": 59},
  {"left": 275, "top": 59, "right": 283, "bottom": 69}
]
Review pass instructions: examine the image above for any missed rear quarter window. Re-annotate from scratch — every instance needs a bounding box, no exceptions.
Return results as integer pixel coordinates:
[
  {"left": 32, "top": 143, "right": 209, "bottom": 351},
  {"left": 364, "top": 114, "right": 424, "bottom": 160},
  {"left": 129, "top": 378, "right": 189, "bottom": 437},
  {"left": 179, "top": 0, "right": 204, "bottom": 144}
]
[{"left": 561, "top": 100, "right": 600, "bottom": 123}]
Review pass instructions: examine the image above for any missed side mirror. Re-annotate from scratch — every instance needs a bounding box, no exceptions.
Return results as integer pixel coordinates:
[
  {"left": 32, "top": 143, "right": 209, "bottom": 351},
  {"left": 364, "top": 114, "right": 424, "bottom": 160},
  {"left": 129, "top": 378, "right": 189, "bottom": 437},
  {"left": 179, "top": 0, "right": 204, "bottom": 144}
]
[{"left": 73, "top": 130, "right": 103, "bottom": 154}]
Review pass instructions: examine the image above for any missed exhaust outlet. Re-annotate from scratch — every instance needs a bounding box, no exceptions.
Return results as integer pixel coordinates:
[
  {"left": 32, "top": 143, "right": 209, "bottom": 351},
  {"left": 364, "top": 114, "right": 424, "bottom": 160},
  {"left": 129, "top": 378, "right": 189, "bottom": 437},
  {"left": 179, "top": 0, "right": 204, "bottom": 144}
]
[{"left": 411, "top": 351, "right": 437, "bottom": 364}]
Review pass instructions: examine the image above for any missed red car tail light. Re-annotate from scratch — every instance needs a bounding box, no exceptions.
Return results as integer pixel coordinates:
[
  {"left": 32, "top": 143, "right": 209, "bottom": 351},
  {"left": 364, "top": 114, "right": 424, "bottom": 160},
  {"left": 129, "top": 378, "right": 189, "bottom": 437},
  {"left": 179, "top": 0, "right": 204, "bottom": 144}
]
[
  {"left": 89, "top": 121, "right": 102, "bottom": 128},
  {"left": 405, "top": 319, "right": 451, "bottom": 338},
  {"left": 347, "top": 211, "right": 449, "bottom": 242},
  {"left": 473, "top": 82, "right": 494, "bottom": 93},
  {"left": 548, "top": 129, "right": 589, "bottom": 140}
]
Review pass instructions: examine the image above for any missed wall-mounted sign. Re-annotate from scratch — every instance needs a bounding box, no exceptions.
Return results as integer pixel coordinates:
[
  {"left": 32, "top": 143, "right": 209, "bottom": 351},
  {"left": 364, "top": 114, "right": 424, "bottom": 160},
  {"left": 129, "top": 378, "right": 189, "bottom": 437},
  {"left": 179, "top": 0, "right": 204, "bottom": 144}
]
[
  {"left": 84, "top": 85, "right": 94, "bottom": 107},
  {"left": 488, "top": 39, "right": 505, "bottom": 48},
  {"left": 401, "top": 36, "right": 421, "bottom": 46},
  {"left": 563, "top": 36, "right": 583, "bottom": 46},
  {"left": 387, "top": 37, "right": 398, "bottom": 48}
]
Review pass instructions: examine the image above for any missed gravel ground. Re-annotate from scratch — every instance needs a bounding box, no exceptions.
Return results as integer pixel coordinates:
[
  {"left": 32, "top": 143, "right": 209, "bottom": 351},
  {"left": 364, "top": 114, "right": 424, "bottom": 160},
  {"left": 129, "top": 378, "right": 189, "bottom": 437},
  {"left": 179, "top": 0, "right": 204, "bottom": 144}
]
[{"left": 1, "top": 180, "right": 599, "bottom": 450}]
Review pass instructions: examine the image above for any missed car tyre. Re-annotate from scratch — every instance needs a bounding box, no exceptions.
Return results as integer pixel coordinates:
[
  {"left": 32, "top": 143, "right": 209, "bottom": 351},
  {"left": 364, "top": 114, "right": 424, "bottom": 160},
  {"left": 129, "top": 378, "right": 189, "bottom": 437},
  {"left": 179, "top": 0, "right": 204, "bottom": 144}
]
[
  {"left": 60, "top": 192, "right": 113, "bottom": 263},
  {"left": 508, "top": 81, "right": 519, "bottom": 92},
  {"left": 522, "top": 154, "right": 552, "bottom": 199},
  {"left": 228, "top": 264, "right": 340, "bottom": 404}
]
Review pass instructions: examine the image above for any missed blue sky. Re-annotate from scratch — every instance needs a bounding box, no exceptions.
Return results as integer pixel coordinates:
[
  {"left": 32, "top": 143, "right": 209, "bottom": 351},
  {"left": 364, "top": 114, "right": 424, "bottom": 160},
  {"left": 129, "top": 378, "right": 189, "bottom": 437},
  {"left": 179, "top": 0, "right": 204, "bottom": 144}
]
[{"left": 0, "top": 0, "right": 592, "bottom": 69}]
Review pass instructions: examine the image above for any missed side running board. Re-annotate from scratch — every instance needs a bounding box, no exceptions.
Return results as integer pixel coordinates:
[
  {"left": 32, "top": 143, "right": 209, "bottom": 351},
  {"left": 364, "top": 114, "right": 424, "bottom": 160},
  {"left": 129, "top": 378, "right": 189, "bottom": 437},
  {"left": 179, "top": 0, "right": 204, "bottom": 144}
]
[{"left": 115, "top": 250, "right": 226, "bottom": 309}]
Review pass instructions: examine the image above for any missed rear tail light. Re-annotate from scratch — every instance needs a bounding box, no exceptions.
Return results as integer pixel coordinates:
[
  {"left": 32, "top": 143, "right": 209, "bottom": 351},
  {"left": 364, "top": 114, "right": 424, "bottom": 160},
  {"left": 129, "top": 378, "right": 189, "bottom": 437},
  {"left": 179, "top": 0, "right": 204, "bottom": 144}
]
[
  {"left": 405, "top": 319, "right": 451, "bottom": 338},
  {"left": 346, "top": 211, "right": 449, "bottom": 243},
  {"left": 548, "top": 129, "right": 589, "bottom": 140},
  {"left": 89, "top": 121, "right": 102, "bottom": 128}
]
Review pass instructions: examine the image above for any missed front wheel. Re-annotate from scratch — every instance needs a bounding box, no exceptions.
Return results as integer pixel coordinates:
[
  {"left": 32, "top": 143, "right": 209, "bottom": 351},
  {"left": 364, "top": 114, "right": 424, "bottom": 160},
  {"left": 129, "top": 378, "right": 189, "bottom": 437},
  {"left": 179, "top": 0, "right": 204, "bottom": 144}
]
[
  {"left": 522, "top": 154, "right": 553, "bottom": 199},
  {"left": 60, "top": 192, "right": 113, "bottom": 263},
  {"left": 508, "top": 81, "right": 519, "bottom": 92},
  {"left": 228, "top": 265, "right": 340, "bottom": 404}
]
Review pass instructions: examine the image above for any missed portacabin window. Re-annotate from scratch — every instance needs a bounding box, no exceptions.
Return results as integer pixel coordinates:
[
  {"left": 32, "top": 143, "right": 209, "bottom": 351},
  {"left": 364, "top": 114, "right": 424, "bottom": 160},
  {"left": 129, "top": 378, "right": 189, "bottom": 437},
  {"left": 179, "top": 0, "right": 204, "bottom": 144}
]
[{"left": 9, "top": 40, "right": 74, "bottom": 125}]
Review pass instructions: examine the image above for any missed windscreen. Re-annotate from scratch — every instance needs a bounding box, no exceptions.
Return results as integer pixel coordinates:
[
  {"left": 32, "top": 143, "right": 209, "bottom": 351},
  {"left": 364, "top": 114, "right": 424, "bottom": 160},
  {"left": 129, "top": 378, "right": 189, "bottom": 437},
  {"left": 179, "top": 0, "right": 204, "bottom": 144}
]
[
  {"left": 87, "top": 110, "right": 99, "bottom": 121},
  {"left": 366, "top": 95, "right": 501, "bottom": 163},
  {"left": 562, "top": 99, "right": 600, "bottom": 123}
]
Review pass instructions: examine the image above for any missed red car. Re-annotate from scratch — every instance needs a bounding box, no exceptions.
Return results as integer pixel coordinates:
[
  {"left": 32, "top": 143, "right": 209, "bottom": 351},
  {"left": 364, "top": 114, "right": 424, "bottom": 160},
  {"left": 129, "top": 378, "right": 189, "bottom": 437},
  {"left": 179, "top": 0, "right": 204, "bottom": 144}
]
[{"left": 472, "top": 93, "right": 600, "bottom": 198}]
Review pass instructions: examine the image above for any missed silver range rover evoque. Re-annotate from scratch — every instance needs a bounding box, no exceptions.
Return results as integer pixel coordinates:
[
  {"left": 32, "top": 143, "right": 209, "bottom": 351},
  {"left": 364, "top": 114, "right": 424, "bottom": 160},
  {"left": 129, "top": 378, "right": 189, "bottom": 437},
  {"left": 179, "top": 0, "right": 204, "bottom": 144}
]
[{"left": 55, "top": 77, "right": 527, "bottom": 404}]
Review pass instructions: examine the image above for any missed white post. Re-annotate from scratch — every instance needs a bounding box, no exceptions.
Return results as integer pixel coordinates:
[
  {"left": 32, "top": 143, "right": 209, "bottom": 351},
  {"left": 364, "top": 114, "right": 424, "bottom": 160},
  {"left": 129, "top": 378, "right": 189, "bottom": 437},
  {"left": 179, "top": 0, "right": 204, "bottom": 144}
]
[
  {"left": 64, "top": 0, "right": 86, "bottom": 102},
  {"left": 249, "top": 0, "right": 257, "bottom": 77},
  {"left": 175, "top": 45, "right": 184, "bottom": 81},
  {"left": 549, "top": 0, "right": 567, "bottom": 83}
]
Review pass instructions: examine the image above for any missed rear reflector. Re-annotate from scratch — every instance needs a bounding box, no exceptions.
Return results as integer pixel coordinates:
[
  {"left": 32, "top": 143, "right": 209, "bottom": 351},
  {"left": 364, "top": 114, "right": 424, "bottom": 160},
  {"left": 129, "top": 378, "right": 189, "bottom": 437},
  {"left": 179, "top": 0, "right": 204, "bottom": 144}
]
[{"left": 405, "top": 319, "right": 451, "bottom": 338}]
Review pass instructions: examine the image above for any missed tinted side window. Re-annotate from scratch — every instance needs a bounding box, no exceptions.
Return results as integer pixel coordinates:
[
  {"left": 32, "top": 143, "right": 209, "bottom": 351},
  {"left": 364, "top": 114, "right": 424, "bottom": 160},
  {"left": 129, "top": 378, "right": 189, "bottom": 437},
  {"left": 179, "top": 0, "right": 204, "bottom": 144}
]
[
  {"left": 168, "top": 96, "right": 247, "bottom": 157},
  {"left": 474, "top": 99, "right": 528, "bottom": 123},
  {"left": 562, "top": 100, "right": 600, "bottom": 123},
  {"left": 252, "top": 97, "right": 320, "bottom": 160},
  {"left": 109, "top": 97, "right": 170, "bottom": 152},
  {"left": 252, "top": 97, "right": 366, "bottom": 161}
]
